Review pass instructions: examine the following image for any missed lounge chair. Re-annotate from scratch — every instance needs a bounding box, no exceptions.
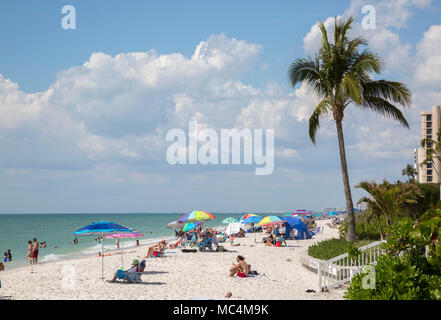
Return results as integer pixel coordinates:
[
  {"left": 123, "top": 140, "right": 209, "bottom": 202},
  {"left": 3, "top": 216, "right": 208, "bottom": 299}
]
[
  {"left": 116, "top": 269, "right": 142, "bottom": 283},
  {"left": 183, "top": 234, "right": 197, "bottom": 247},
  {"left": 151, "top": 246, "right": 166, "bottom": 258},
  {"left": 218, "top": 233, "right": 228, "bottom": 243},
  {"left": 197, "top": 238, "right": 213, "bottom": 252}
]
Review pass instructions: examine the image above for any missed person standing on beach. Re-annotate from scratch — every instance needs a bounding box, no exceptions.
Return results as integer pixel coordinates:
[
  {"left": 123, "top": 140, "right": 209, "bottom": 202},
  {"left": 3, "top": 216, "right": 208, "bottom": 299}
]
[
  {"left": 7, "top": 250, "right": 12, "bottom": 262},
  {"left": 26, "top": 241, "right": 32, "bottom": 262},
  {"left": 31, "top": 238, "right": 39, "bottom": 264}
]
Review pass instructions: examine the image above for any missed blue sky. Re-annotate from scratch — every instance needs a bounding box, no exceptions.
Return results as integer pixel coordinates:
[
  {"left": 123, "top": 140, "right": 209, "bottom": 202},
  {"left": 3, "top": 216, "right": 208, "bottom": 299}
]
[{"left": 0, "top": 0, "right": 440, "bottom": 213}]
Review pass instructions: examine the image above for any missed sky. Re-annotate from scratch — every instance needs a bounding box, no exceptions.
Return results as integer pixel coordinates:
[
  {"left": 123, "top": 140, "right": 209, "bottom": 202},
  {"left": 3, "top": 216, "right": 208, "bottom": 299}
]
[{"left": 0, "top": 0, "right": 440, "bottom": 213}]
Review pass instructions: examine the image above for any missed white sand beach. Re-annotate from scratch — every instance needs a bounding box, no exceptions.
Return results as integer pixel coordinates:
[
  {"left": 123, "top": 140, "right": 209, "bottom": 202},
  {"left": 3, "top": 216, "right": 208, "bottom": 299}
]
[{"left": 0, "top": 220, "right": 345, "bottom": 300}]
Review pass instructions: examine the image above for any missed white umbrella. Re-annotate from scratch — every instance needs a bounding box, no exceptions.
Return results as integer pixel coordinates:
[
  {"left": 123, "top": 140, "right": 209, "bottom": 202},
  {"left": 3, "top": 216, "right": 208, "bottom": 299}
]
[{"left": 166, "top": 220, "right": 185, "bottom": 229}]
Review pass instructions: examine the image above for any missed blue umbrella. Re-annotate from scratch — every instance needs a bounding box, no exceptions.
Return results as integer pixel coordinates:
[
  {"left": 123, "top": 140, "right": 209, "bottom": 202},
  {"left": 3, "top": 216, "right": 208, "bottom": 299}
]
[
  {"left": 326, "top": 211, "right": 340, "bottom": 216},
  {"left": 241, "top": 216, "right": 263, "bottom": 224},
  {"left": 74, "top": 221, "right": 133, "bottom": 236},
  {"left": 74, "top": 221, "right": 135, "bottom": 279},
  {"left": 339, "top": 209, "right": 359, "bottom": 214}
]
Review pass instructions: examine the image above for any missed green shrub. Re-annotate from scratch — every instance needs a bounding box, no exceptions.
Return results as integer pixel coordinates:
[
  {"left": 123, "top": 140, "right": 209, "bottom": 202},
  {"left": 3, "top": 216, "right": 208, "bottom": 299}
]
[
  {"left": 344, "top": 254, "right": 441, "bottom": 300},
  {"left": 339, "top": 220, "right": 382, "bottom": 241},
  {"left": 308, "top": 238, "right": 370, "bottom": 261},
  {"left": 345, "top": 215, "right": 441, "bottom": 300}
]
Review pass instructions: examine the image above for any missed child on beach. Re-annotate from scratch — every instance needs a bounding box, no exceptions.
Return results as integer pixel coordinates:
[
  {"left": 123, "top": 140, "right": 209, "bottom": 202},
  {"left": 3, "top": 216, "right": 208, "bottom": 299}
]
[
  {"left": 7, "top": 250, "right": 12, "bottom": 261},
  {"left": 26, "top": 240, "right": 32, "bottom": 262},
  {"left": 0, "top": 262, "right": 4, "bottom": 271}
]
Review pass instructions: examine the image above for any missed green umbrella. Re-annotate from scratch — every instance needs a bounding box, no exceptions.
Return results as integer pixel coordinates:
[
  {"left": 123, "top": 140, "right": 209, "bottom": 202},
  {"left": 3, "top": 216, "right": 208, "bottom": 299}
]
[
  {"left": 182, "top": 222, "right": 200, "bottom": 232},
  {"left": 222, "top": 217, "right": 238, "bottom": 224}
]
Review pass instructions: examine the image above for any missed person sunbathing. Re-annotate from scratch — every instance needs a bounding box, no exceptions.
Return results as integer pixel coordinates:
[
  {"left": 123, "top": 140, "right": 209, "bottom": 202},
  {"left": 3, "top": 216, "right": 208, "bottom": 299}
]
[
  {"left": 236, "top": 228, "right": 246, "bottom": 238},
  {"left": 229, "top": 255, "right": 249, "bottom": 278},
  {"left": 145, "top": 240, "right": 167, "bottom": 258},
  {"left": 110, "top": 259, "right": 140, "bottom": 282}
]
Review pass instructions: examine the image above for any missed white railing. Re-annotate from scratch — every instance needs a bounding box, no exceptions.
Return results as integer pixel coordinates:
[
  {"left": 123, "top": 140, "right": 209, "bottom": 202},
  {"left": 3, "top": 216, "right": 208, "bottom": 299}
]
[{"left": 317, "top": 240, "right": 386, "bottom": 292}]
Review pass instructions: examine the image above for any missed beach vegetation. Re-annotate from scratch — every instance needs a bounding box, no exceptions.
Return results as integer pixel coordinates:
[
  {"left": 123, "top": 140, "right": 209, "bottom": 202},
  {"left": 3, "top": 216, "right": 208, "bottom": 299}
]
[
  {"left": 288, "top": 16, "right": 412, "bottom": 242},
  {"left": 345, "top": 210, "right": 441, "bottom": 300},
  {"left": 308, "top": 238, "right": 370, "bottom": 261},
  {"left": 402, "top": 164, "right": 417, "bottom": 182},
  {"left": 356, "top": 179, "right": 424, "bottom": 239}
]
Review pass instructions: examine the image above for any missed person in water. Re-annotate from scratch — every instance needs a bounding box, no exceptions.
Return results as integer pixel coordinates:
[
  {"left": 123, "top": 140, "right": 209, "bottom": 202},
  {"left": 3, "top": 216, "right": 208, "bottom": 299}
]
[
  {"left": 31, "top": 238, "right": 39, "bottom": 264},
  {"left": 26, "top": 240, "right": 32, "bottom": 262}
]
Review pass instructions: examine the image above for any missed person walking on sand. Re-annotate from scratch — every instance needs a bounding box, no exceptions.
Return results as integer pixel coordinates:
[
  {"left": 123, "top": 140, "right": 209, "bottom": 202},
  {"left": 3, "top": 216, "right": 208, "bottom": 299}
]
[
  {"left": 26, "top": 240, "right": 32, "bottom": 262},
  {"left": 31, "top": 238, "right": 39, "bottom": 264}
]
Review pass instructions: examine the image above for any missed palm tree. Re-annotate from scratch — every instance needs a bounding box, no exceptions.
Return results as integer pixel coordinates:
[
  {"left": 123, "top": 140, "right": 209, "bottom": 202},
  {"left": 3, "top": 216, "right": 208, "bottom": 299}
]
[
  {"left": 421, "top": 128, "right": 441, "bottom": 200},
  {"left": 288, "top": 17, "right": 412, "bottom": 241},
  {"left": 356, "top": 180, "right": 423, "bottom": 240},
  {"left": 402, "top": 164, "right": 417, "bottom": 182},
  {"left": 421, "top": 128, "right": 441, "bottom": 178}
]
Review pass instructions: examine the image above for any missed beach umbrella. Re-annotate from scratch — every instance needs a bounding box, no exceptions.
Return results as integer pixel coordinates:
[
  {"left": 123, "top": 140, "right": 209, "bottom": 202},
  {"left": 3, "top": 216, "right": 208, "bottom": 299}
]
[
  {"left": 239, "top": 213, "right": 259, "bottom": 221},
  {"left": 222, "top": 217, "right": 238, "bottom": 224},
  {"left": 294, "top": 210, "right": 313, "bottom": 215},
  {"left": 241, "top": 216, "right": 262, "bottom": 224},
  {"left": 178, "top": 210, "right": 216, "bottom": 223},
  {"left": 74, "top": 221, "right": 134, "bottom": 279},
  {"left": 257, "top": 216, "right": 285, "bottom": 227},
  {"left": 105, "top": 232, "right": 144, "bottom": 267},
  {"left": 182, "top": 222, "right": 201, "bottom": 232},
  {"left": 326, "top": 211, "right": 340, "bottom": 216},
  {"left": 166, "top": 220, "right": 185, "bottom": 229}
]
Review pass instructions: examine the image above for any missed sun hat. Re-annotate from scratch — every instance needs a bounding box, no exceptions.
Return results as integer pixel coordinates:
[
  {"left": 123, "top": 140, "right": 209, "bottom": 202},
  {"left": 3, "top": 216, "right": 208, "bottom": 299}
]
[{"left": 132, "top": 259, "right": 139, "bottom": 265}]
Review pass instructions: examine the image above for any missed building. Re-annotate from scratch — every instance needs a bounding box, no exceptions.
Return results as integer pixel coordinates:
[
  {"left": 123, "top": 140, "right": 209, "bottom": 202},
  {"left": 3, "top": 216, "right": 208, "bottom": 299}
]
[{"left": 415, "top": 106, "right": 441, "bottom": 183}]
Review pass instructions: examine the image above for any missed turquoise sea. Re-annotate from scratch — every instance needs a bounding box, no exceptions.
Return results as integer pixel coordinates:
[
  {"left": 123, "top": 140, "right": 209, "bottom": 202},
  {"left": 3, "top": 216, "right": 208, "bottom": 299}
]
[{"left": 0, "top": 213, "right": 246, "bottom": 269}]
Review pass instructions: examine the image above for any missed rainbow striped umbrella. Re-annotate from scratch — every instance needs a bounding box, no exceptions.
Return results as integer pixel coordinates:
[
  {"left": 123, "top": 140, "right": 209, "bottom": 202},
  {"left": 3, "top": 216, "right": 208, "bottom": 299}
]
[
  {"left": 257, "top": 216, "right": 285, "bottom": 227},
  {"left": 178, "top": 210, "right": 216, "bottom": 223},
  {"left": 239, "top": 213, "right": 259, "bottom": 221}
]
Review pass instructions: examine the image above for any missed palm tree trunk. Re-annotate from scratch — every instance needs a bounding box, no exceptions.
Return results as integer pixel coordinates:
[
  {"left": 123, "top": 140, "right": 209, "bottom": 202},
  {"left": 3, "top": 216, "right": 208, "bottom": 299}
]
[{"left": 335, "top": 119, "right": 357, "bottom": 242}]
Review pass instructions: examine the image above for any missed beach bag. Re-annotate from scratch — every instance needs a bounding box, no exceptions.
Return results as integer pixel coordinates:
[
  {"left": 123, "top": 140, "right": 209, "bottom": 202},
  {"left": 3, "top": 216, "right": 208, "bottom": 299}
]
[{"left": 217, "top": 246, "right": 225, "bottom": 252}]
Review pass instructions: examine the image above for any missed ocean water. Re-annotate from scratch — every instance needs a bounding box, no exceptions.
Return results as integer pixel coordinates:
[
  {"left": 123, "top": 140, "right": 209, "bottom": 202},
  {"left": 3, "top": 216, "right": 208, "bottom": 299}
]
[{"left": 0, "top": 213, "right": 245, "bottom": 269}]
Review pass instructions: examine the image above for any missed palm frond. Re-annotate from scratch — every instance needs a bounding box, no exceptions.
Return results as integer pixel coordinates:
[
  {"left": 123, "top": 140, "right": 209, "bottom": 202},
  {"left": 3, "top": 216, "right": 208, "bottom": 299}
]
[
  {"left": 309, "top": 98, "right": 332, "bottom": 144},
  {"left": 359, "top": 96, "right": 409, "bottom": 128},
  {"left": 363, "top": 80, "right": 412, "bottom": 107}
]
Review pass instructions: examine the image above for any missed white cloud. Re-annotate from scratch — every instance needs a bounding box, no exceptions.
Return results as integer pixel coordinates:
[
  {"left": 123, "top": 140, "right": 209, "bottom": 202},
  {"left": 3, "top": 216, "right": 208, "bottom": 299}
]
[{"left": 414, "top": 24, "right": 441, "bottom": 88}]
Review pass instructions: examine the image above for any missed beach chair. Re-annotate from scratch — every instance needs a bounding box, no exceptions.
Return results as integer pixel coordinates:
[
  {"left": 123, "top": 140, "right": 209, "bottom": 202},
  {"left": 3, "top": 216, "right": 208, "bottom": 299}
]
[
  {"left": 138, "top": 260, "right": 146, "bottom": 272},
  {"left": 218, "top": 233, "right": 228, "bottom": 243},
  {"left": 116, "top": 269, "right": 142, "bottom": 283},
  {"left": 151, "top": 246, "right": 166, "bottom": 258},
  {"left": 197, "top": 238, "right": 213, "bottom": 252},
  {"left": 183, "top": 234, "right": 197, "bottom": 247}
]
